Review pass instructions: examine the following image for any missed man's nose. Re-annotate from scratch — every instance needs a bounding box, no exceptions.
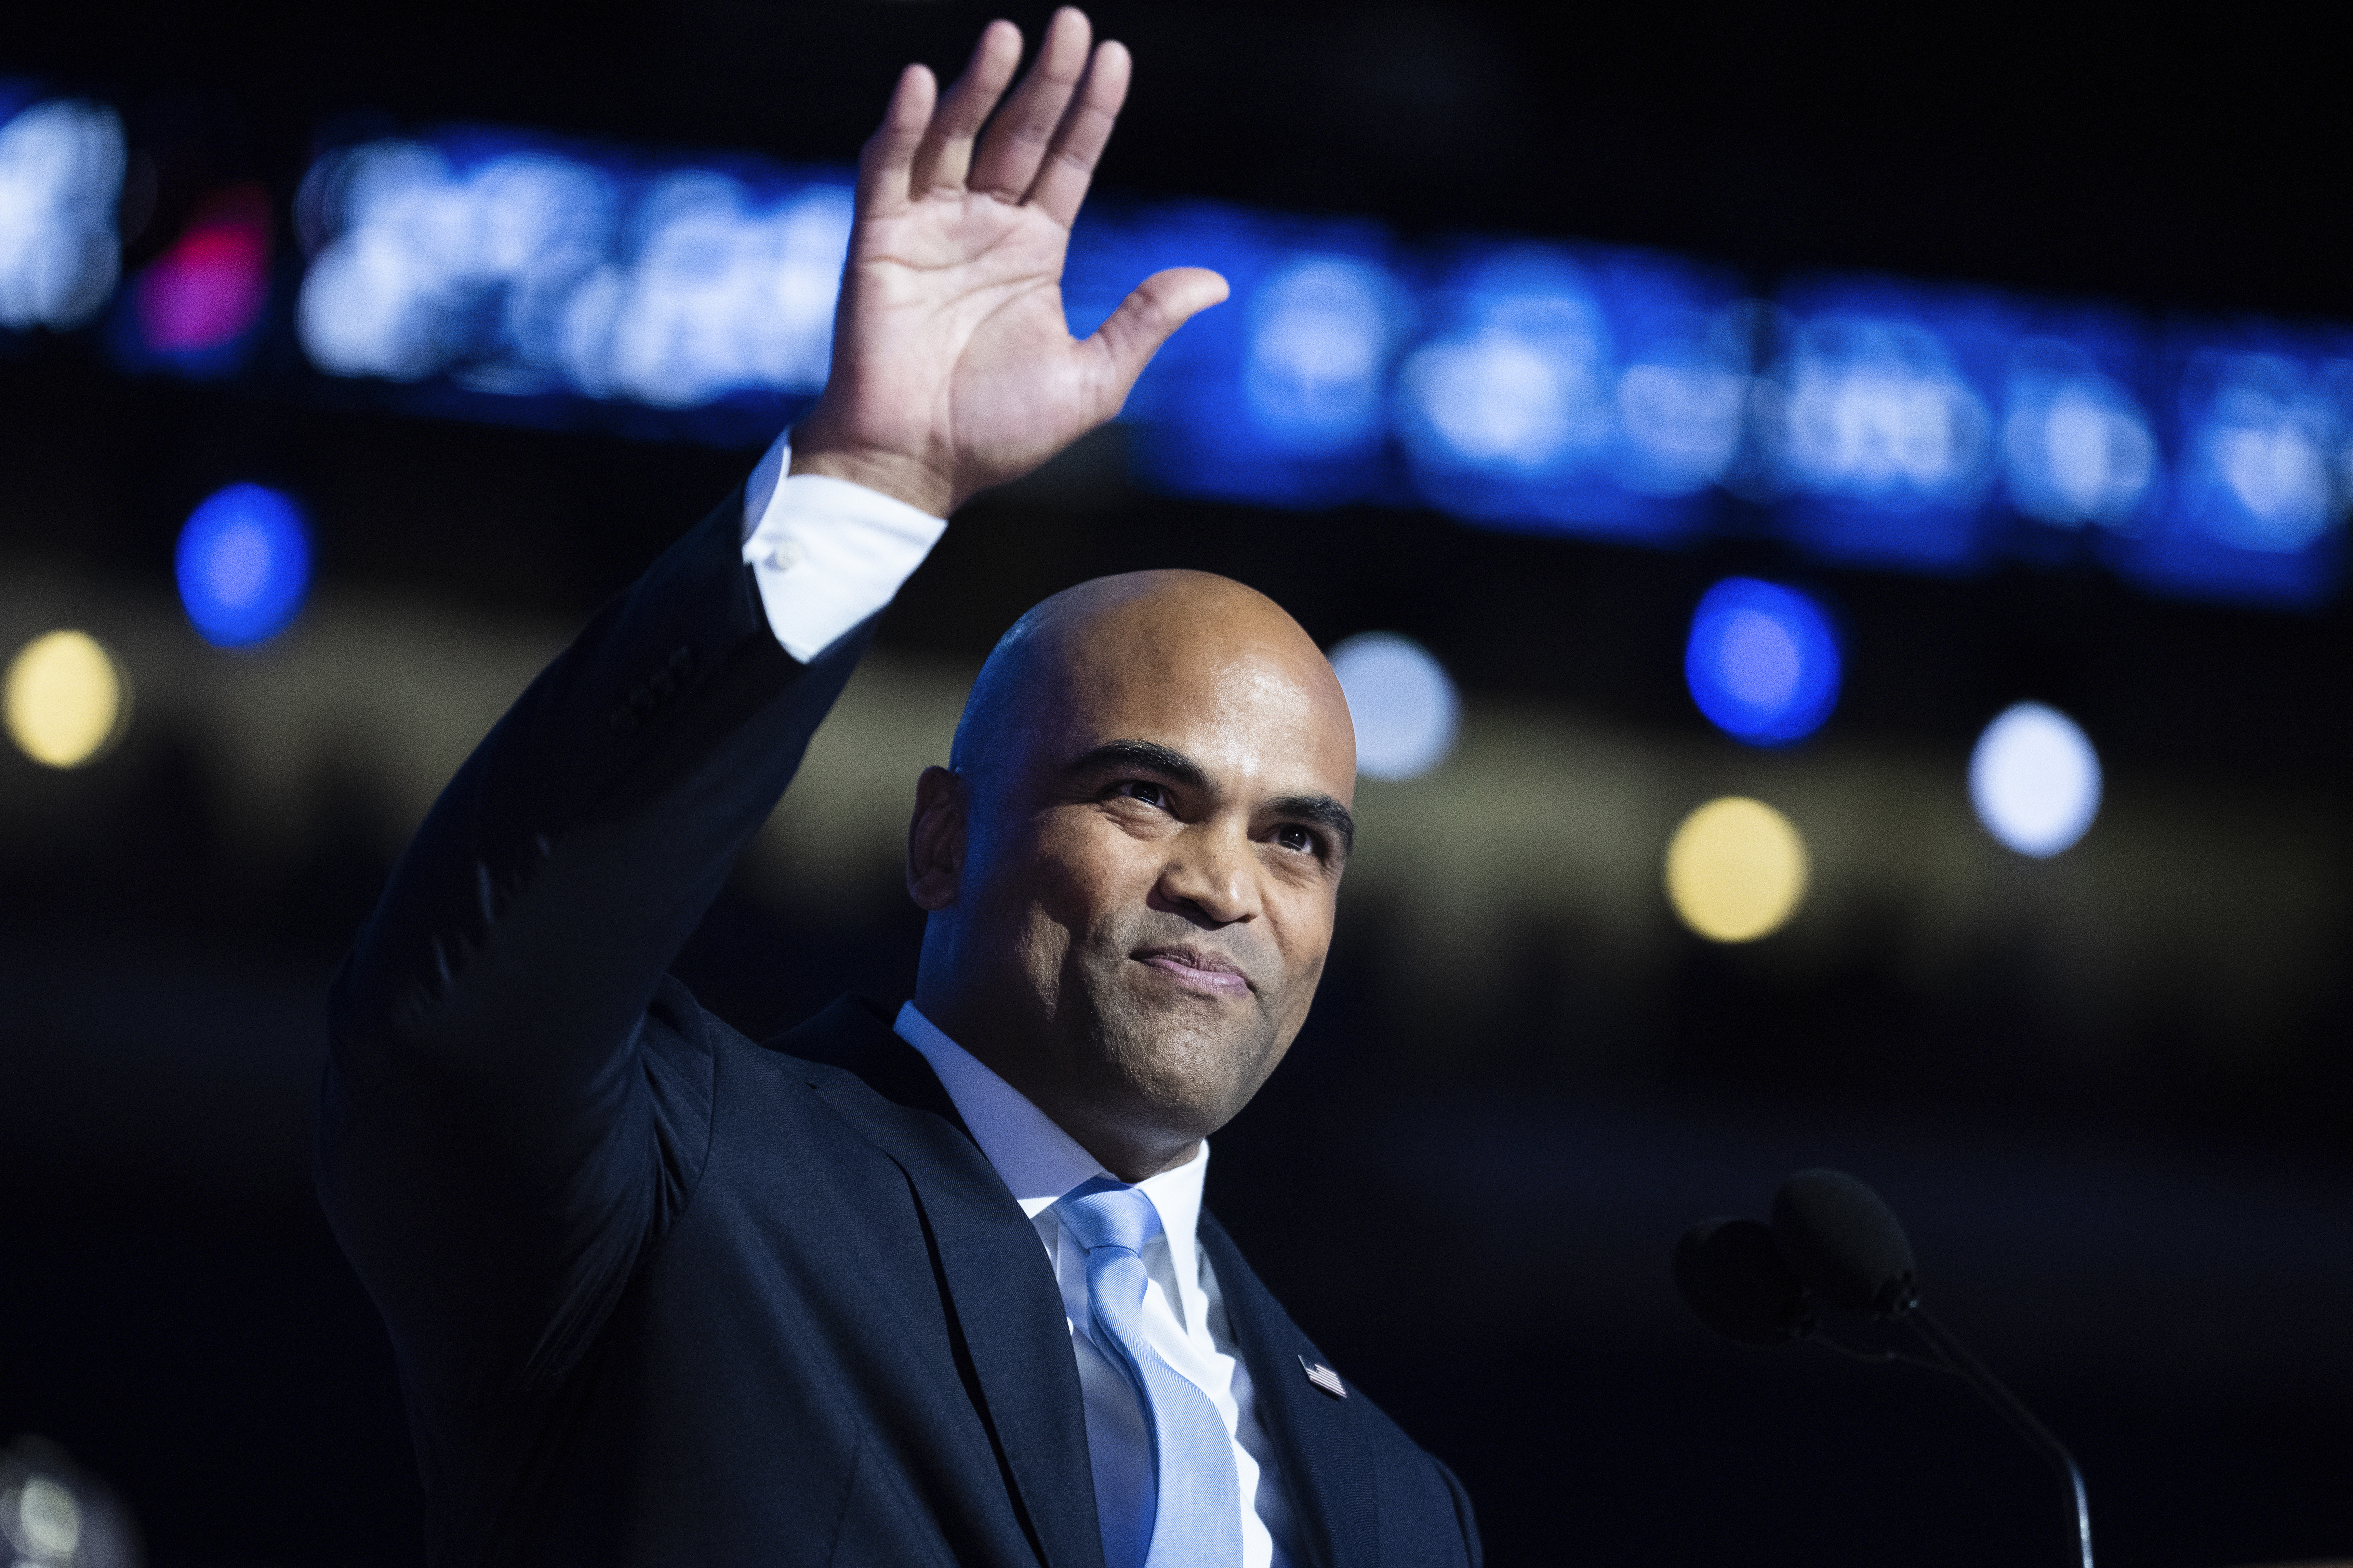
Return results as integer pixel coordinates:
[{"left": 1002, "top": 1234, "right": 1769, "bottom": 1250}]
[{"left": 1154, "top": 822, "right": 1261, "bottom": 927}]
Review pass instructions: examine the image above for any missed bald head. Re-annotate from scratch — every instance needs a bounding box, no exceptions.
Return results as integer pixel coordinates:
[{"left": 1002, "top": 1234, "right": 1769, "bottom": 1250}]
[
  {"left": 950, "top": 570, "right": 1354, "bottom": 805},
  {"left": 905, "top": 570, "right": 1359, "bottom": 1182}
]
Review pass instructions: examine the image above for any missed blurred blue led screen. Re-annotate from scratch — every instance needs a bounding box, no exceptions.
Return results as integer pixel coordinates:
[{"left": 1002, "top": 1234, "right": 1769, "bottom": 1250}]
[{"left": 10, "top": 117, "right": 2323, "bottom": 611}]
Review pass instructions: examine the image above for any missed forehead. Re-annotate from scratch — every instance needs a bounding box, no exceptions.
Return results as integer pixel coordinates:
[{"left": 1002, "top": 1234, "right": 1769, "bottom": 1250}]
[{"left": 1041, "top": 623, "right": 1356, "bottom": 802}]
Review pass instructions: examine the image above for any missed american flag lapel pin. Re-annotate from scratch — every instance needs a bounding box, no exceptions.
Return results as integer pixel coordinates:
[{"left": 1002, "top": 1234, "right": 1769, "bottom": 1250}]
[{"left": 1298, "top": 1355, "right": 1347, "bottom": 1400}]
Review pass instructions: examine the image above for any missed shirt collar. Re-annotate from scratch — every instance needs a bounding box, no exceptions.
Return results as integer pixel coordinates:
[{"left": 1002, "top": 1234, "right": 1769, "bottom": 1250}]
[{"left": 893, "top": 1002, "right": 1207, "bottom": 1278}]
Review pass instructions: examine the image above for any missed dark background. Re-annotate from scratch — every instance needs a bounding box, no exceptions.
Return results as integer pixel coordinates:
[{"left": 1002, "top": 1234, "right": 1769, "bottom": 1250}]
[{"left": 4, "top": 4, "right": 2350, "bottom": 1565}]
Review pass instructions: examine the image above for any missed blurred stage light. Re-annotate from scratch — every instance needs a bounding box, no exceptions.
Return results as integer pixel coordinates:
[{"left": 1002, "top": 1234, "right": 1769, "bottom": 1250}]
[
  {"left": 1614, "top": 317, "right": 1750, "bottom": 495},
  {"left": 134, "top": 184, "right": 273, "bottom": 354},
  {"left": 1329, "top": 632, "right": 1460, "bottom": 780},
  {"left": 1085, "top": 208, "right": 1402, "bottom": 508},
  {"left": 1970, "top": 702, "right": 2102, "bottom": 857},
  {"left": 1665, "top": 796, "right": 1810, "bottom": 942},
  {"left": 2108, "top": 350, "right": 2348, "bottom": 608},
  {"left": 274, "top": 126, "right": 2348, "bottom": 611},
  {"left": 1763, "top": 294, "right": 2006, "bottom": 571},
  {"left": 1387, "top": 246, "right": 1748, "bottom": 544},
  {"left": 2002, "top": 361, "right": 2156, "bottom": 528},
  {"left": 297, "top": 138, "right": 849, "bottom": 408},
  {"left": 1684, "top": 577, "right": 1841, "bottom": 745},
  {"left": 1242, "top": 255, "right": 1398, "bottom": 454},
  {"left": 1, "top": 1436, "right": 140, "bottom": 1568},
  {"left": 3, "top": 630, "right": 127, "bottom": 768},
  {"left": 7, "top": 1478, "right": 78, "bottom": 1561},
  {"left": 176, "top": 484, "right": 311, "bottom": 647},
  {"left": 1774, "top": 316, "right": 1992, "bottom": 503},
  {"left": 0, "top": 98, "right": 126, "bottom": 331},
  {"left": 1395, "top": 252, "right": 1616, "bottom": 478},
  {"left": 2182, "top": 356, "right": 2338, "bottom": 553}
]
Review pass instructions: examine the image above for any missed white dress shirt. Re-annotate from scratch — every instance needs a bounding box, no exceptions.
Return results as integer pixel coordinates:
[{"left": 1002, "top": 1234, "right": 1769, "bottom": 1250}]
[
  {"left": 732, "top": 430, "right": 1298, "bottom": 1566},
  {"left": 738, "top": 429, "right": 947, "bottom": 661}
]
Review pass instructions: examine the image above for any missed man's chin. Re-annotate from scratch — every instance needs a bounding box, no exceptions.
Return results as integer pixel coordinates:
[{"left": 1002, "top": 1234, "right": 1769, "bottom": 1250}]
[{"left": 1083, "top": 1017, "right": 1279, "bottom": 1142}]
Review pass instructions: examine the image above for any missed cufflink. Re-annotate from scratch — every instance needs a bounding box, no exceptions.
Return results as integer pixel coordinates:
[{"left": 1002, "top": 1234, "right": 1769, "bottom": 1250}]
[
  {"left": 763, "top": 539, "right": 805, "bottom": 573},
  {"left": 1298, "top": 1356, "right": 1347, "bottom": 1400}
]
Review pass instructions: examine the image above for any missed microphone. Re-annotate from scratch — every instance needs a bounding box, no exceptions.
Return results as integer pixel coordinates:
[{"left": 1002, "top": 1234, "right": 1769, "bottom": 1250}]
[
  {"left": 1770, "top": 1166, "right": 1916, "bottom": 1315},
  {"left": 1676, "top": 1168, "right": 2094, "bottom": 1568}
]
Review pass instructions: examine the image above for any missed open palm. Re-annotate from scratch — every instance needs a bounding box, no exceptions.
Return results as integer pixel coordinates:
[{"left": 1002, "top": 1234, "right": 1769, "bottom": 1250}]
[{"left": 791, "top": 10, "right": 1228, "bottom": 518}]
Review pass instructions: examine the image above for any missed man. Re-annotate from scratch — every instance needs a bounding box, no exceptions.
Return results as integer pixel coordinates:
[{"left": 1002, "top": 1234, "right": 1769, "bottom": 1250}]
[{"left": 320, "top": 11, "right": 1482, "bottom": 1565}]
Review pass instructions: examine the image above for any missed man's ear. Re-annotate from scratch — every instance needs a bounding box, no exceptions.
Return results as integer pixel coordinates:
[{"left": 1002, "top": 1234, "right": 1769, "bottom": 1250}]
[{"left": 905, "top": 765, "right": 967, "bottom": 912}]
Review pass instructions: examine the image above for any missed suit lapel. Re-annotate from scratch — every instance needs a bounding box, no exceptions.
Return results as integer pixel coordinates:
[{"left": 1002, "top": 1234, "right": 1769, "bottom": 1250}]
[
  {"left": 770, "top": 997, "right": 1105, "bottom": 1568},
  {"left": 1199, "top": 1212, "right": 1381, "bottom": 1568}
]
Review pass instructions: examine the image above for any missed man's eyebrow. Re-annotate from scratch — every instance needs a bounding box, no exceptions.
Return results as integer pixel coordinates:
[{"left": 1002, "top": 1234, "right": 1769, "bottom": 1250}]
[
  {"left": 1066, "top": 739, "right": 1354, "bottom": 857},
  {"left": 1269, "top": 794, "right": 1355, "bottom": 859},
  {"left": 1063, "top": 739, "right": 1210, "bottom": 792}
]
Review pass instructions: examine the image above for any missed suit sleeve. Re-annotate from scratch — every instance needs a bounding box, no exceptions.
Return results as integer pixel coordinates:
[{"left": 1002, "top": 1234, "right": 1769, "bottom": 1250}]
[
  {"left": 317, "top": 487, "right": 875, "bottom": 1407},
  {"left": 1436, "top": 1456, "right": 1484, "bottom": 1568}
]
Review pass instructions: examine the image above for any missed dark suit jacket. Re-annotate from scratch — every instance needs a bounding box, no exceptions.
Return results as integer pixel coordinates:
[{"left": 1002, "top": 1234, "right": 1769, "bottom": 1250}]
[{"left": 318, "top": 489, "right": 1482, "bottom": 1566}]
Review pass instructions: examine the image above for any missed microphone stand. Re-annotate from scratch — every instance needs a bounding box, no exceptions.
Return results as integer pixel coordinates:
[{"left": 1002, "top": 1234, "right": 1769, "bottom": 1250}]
[{"left": 1899, "top": 1305, "right": 2094, "bottom": 1568}]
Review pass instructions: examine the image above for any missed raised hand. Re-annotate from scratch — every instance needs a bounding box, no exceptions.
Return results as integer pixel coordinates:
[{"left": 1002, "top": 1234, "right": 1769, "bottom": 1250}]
[{"left": 788, "top": 8, "right": 1229, "bottom": 517}]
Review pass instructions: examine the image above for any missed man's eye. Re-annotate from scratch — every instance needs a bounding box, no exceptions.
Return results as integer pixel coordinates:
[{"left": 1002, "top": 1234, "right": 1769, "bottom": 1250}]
[
  {"left": 1113, "top": 781, "right": 1169, "bottom": 808},
  {"left": 1274, "top": 825, "right": 1320, "bottom": 856}
]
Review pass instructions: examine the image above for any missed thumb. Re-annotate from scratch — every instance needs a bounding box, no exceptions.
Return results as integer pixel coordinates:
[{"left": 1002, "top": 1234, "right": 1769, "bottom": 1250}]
[{"left": 1088, "top": 266, "right": 1230, "bottom": 402}]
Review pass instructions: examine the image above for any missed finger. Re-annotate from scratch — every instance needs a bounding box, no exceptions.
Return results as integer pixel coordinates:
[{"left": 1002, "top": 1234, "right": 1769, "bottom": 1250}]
[
  {"left": 1024, "top": 39, "right": 1130, "bottom": 230},
  {"left": 856, "top": 63, "right": 937, "bottom": 219},
  {"left": 1086, "top": 266, "right": 1230, "bottom": 405},
  {"left": 968, "top": 6, "right": 1092, "bottom": 203},
  {"left": 908, "top": 20, "right": 1023, "bottom": 196}
]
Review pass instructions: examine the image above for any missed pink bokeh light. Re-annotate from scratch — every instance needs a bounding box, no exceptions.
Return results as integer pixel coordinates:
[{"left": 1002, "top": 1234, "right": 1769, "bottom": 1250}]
[{"left": 136, "top": 185, "right": 273, "bottom": 352}]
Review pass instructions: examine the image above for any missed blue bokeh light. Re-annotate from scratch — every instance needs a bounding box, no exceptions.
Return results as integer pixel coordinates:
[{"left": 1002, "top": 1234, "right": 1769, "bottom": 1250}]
[
  {"left": 1684, "top": 577, "right": 1841, "bottom": 745},
  {"left": 175, "top": 484, "right": 312, "bottom": 646}
]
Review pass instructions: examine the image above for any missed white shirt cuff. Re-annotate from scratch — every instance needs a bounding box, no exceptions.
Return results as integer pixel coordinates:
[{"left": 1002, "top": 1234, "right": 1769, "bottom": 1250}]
[{"left": 739, "top": 429, "right": 947, "bottom": 663}]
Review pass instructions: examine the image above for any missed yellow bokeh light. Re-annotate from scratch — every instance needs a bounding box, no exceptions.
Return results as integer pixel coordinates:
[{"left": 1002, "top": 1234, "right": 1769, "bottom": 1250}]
[
  {"left": 1665, "top": 796, "right": 1810, "bottom": 942},
  {"left": 4, "top": 630, "right": 129, "bottom": 769}
]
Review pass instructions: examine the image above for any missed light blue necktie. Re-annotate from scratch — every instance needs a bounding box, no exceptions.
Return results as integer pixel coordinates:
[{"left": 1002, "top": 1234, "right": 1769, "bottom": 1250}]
[{"left": 1054, "top": 1177, "right": 1244, "bottom": 1568}]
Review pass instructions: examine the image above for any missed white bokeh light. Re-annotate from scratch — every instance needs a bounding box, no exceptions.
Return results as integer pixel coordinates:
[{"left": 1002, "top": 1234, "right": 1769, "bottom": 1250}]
[
  {"left": 0, "top": 99, "right": 126, "bottom": 332},
  {"left": 1329, "top": 632, "right": 1460, "bottom": 781},
  {"left": 1970, "top": 702, "right": 2102, "bottom": 857}
]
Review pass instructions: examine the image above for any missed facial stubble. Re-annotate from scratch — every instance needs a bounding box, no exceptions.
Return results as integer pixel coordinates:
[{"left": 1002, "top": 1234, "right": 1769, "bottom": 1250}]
[{"left": 1049, "top": 904, "right": 1302, "bottom": 1143}]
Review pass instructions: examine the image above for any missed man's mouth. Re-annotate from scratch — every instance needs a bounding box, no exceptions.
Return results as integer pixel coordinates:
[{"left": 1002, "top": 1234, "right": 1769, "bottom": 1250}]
[{"left": 1134, "top": 946, "right": 1252, "bottom": 997}]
